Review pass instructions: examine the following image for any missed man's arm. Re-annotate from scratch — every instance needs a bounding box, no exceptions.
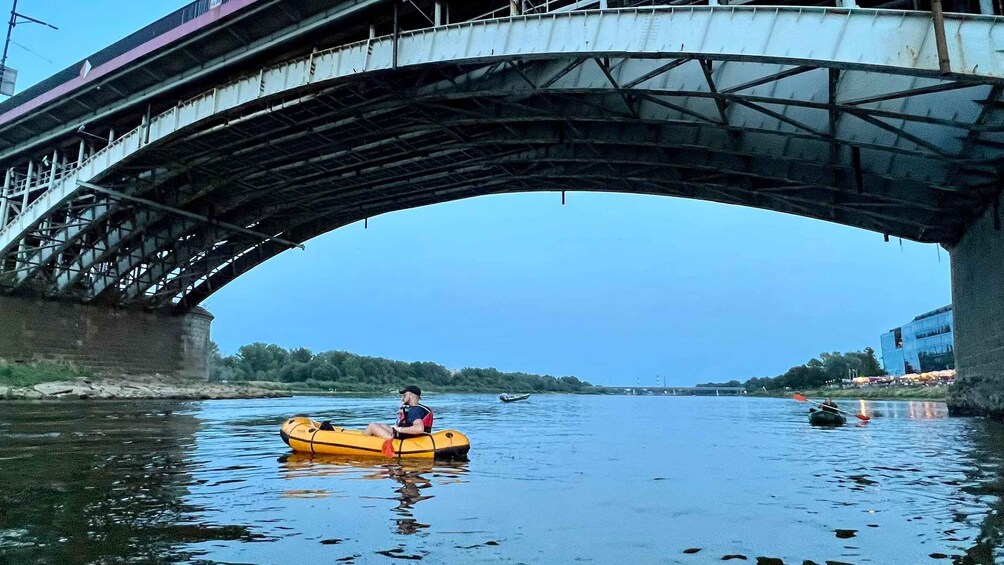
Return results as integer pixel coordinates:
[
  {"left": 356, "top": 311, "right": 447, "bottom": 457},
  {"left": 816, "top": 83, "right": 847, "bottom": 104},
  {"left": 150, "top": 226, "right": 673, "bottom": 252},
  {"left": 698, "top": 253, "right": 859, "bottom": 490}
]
[
  {"left": 393, "top": 420, "right": 426, "bottom": 435},
  {"left": 392, "top": 407, "right": 428, "bottom": 435}
]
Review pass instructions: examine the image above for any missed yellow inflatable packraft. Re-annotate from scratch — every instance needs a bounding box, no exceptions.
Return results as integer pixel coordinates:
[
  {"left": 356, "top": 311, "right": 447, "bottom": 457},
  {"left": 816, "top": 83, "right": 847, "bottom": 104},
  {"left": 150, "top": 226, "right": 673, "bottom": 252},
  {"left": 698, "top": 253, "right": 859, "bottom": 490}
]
[{"left": 280, "top": 416, "right": 470, "bottom": 460}]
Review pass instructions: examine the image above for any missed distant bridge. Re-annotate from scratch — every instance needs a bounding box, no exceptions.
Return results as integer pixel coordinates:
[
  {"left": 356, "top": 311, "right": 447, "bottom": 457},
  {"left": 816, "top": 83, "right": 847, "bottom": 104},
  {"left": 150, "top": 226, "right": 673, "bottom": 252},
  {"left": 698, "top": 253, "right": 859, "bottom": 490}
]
[
  {"left": 0, "top": 0, "right": 1002, "bottom": 415},
  {"left": 597, "top": 386, "right": 746, "bottom": 395}
]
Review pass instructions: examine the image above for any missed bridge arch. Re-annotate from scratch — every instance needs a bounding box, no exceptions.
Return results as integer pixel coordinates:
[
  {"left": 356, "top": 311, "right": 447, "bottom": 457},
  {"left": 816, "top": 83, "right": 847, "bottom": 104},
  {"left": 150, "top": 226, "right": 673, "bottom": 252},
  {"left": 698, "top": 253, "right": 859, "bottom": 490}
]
[{"left": 1, "top": 6, "right": 1002, "bottom": 311}]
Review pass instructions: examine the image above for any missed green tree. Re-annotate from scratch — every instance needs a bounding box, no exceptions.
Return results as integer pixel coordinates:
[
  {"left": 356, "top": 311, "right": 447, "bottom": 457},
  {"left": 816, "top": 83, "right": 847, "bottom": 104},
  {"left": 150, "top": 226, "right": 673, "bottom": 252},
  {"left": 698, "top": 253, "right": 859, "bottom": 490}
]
[
  {"left": 236, "top": 343, "right": 289, "bottom": 379},
  {"left": 742, "top": 348, "right": 885, "bottom": 391},
  {"left": 209, "top": 342, "right": 594, "bottom": 393},
  {"left": 290, "top": 347, "right": 313, "bottom": 363}
]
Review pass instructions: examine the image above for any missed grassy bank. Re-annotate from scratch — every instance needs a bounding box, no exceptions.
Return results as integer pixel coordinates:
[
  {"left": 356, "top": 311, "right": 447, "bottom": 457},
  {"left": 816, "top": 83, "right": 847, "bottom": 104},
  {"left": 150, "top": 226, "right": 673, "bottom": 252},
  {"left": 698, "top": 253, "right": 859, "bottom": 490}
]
[
  {"left": 750, "top": 386, "right": 948, "bottom": 401},
  {"left": 0, "top": 361, "right": 95, "bottom": 388}
]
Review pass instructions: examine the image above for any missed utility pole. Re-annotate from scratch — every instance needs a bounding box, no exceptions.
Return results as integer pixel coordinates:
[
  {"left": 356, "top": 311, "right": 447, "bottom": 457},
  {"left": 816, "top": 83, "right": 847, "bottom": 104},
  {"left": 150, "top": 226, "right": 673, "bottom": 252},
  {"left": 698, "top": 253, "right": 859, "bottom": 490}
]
[{"left": 1, "top": 0, "right": 58, "bottom": 97}]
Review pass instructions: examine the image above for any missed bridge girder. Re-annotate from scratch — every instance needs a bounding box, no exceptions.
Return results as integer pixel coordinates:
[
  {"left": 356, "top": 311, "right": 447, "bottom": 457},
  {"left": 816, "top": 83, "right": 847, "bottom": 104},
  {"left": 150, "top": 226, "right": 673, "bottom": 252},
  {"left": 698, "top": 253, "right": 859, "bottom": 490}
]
[{"left": 2, "top": 6, "right": 1004, "bottom": 311}]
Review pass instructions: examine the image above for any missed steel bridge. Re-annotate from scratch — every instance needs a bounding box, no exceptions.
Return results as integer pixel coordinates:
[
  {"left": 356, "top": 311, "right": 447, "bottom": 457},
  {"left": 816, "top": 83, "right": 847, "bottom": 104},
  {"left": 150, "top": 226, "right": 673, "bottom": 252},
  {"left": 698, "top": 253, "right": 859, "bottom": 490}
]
[
  {"left": 0, "top": 0, "right": 1001, "bottom": 311},
  {"left": 1, "top": 0, "right": 1004, "bottom": 411}
]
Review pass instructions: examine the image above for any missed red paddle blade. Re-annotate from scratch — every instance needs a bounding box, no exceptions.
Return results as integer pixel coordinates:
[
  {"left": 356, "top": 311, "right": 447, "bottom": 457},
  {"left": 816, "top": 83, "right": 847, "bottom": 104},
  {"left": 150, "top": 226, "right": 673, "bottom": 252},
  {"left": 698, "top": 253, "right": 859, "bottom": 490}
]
[
  {"left": 793, "top": 394, "right": 808, "bottom": 402},
  {"left": 382, "top": 439, "right": 395, "bottom": 458},
  {"left": 855, "top": 413, "right": 871, "bottom": 421}
]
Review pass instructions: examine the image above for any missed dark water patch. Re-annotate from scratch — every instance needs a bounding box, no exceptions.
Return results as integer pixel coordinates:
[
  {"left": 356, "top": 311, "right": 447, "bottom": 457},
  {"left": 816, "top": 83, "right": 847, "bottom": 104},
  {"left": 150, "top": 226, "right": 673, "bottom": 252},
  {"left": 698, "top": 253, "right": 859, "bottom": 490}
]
[
  {"left": 683, "top": 547, "right": 702, "bottom": 554},
  {"left": 320, "top": 538, "right": 346, "bottom": 545},
  {"left": 336, "top": 554, "right": 360, "bottom": 562},
  {"left": 376, "top": 547, "right": 426, "bottom": 560},
  {"left": 847, "top": 475, "right": 878, "bottom": 486},
  {"left": 961, "top": 480, "right": 1004, "bottom": 498},
  {"left": 824, "top": 561, "right": 855, "bottom": 565},
  {"left": 456, "top": 540, "right": 500, "bottom": 549},
  {"left": 214, "top": 465, "right": 257, "bottom": 472},
  {"left": 756, "top": 558, "right": 785, "bottom": 565},
  {"left": 206, "top": 478, "right": 246, "bottom": 487},
  {"left": 152, "top": 524, "right": 262, "bottom": 543},
  {"left": 874, "top": 466, "right": 922, "bottom": 472}
]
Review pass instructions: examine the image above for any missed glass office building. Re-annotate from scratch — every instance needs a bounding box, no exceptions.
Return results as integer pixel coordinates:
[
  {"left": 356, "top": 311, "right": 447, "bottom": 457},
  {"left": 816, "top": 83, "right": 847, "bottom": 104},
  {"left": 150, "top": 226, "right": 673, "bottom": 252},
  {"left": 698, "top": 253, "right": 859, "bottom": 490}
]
[{"left": 879, "top": 305, "right": 954, "bottom": 376}]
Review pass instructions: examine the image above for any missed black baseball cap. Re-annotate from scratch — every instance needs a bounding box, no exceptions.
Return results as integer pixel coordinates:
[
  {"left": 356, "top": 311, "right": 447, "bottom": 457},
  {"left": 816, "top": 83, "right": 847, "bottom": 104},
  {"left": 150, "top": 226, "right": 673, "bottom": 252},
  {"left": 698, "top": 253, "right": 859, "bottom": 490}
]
[{"left": 398, "top": 385, "right": 422, "bottom": 397}]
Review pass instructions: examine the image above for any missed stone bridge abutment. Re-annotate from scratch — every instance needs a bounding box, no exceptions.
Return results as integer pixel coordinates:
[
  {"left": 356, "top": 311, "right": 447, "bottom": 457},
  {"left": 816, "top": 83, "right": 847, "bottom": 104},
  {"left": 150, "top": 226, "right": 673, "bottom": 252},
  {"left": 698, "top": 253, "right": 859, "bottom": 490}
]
[
  {"left": 0, "top": 295, "right": 212, "bottom": 379},
  {"left": 948, "top": 202, "right": 1004, "bottom": 417}
]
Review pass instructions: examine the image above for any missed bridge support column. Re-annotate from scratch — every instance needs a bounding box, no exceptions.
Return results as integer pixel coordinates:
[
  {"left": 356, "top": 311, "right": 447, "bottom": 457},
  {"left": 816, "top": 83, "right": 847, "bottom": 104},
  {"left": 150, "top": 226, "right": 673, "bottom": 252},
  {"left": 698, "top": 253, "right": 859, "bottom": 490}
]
[
  {"left": 0, "top": 295, "right": 213, "bottom": 379},
  {"left": 948, "top": 200, "right": 1004, "bottom": 418}
]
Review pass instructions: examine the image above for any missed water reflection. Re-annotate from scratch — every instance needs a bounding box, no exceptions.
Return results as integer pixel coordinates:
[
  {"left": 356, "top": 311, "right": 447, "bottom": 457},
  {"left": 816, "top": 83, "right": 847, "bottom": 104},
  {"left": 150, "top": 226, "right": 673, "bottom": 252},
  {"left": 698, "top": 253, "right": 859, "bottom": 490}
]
[
  {"left": 277, "top": 453, "right": 468, "bottom": 535},
  {"left": 2, "top": 395, "right": 1004, "bottom": 564},
  {"left": 0, "top": 401, "right": 239, "bottom": 564},
  {"left": 857, "top": 399, "right": 949, "bottom": 420},
  {"left": 954, "top": 420, "right": 1004, "bottom": 565}
]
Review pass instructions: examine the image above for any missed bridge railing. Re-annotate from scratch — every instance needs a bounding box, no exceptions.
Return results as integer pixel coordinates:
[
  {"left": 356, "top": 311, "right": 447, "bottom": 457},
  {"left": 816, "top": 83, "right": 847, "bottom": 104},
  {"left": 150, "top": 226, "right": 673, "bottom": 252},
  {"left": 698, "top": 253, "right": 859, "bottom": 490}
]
[{"left": 474, "top": 0, "right": 607, "bottom": 20}]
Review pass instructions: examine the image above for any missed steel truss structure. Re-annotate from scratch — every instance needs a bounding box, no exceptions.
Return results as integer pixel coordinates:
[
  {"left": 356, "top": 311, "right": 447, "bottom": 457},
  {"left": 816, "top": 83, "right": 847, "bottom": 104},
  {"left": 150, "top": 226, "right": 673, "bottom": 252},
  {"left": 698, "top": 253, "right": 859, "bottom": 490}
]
[{"left": 1, "top": 4, "right": 1003, "bottom": 311}]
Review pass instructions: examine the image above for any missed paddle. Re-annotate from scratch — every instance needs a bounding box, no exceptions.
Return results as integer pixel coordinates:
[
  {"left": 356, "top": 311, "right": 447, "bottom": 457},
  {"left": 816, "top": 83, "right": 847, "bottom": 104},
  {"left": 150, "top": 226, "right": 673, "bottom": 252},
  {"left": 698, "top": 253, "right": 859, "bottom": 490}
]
[
  {"left": 793, "top": 393, "right": 870, "bottom": 421},
  {"left": 382, "top": 438, "right": 396, "bottom": 458}
]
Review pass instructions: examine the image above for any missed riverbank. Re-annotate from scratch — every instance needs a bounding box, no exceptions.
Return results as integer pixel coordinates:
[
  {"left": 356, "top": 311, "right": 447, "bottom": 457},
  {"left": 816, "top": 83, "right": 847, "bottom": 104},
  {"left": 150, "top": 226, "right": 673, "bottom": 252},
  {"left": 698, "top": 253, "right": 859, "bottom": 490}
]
[
  {"left": 0, "top": 364, "right": 290, "bottom": 401},
  {"left": 750, "top": 386, "right": 948, "bottom": 401},
  {"left": 256, "top": 380, "right": 951, "bottom": 400}
]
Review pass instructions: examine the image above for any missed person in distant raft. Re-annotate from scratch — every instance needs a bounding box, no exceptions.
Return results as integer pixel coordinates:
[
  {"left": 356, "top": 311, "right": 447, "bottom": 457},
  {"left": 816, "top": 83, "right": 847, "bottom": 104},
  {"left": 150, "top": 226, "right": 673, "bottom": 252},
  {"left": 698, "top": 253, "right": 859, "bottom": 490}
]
[
  {"left": 820, "top": 397, "right": 840, "bottom": 414},
  {"left": 364, "top": 385, "right": 434, "bottom": 439}
]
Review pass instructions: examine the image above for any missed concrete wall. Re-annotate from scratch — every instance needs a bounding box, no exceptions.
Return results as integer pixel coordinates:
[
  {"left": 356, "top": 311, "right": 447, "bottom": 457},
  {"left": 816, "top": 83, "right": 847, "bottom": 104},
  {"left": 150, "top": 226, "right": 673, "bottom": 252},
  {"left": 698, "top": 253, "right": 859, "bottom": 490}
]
[
  {"left": 0, "top": 295, "right": 212, "bottom": 379},
  {"left": 948, "top": 200, "right": 1004, "bottom": 418}
]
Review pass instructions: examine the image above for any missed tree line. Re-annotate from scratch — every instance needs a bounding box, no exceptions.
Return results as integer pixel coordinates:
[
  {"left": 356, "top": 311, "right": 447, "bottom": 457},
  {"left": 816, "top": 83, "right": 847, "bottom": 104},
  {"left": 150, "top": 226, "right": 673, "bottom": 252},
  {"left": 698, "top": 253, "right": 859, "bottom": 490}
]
[
  {"left": 698, "top": 348, "right": 886, "bottom": 392},
  {"left": 209, "top": 342, "right": 593, "bottom": 393}
]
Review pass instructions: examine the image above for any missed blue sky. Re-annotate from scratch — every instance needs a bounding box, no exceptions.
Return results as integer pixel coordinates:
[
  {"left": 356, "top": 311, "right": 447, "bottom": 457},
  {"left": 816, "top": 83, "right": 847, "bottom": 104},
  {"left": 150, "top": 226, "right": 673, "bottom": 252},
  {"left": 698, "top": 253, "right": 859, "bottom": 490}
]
[{"left": 8, "top": 1, "right": 952, "bottom": 386}]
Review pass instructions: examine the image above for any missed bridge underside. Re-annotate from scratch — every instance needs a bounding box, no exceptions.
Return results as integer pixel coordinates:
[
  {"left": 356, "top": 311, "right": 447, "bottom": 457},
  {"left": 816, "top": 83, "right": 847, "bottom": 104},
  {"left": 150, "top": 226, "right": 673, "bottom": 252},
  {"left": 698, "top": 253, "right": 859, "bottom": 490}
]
[
  {"left": 3, "top": 6, "right": 1004, "bottom": 401},
  {"left": 2, "top": 8, "right": 1003, "bottom": 313}
]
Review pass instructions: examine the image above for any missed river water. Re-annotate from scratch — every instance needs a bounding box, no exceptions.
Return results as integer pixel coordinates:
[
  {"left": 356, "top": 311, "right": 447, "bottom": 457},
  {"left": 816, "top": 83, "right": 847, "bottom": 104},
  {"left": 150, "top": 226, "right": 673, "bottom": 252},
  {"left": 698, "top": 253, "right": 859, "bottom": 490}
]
[{"left": 1, "top": 395, "right": 1002, "bottom": 564}]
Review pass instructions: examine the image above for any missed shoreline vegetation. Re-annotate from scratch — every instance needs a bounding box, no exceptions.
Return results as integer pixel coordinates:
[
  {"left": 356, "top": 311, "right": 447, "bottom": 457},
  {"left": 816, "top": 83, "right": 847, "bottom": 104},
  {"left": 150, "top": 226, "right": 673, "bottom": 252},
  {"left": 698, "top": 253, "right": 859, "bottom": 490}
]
[
  {"left": 208, "top": 342, "right": 595, "bottom": 395},
  {"left": 696, "top": 347, "right": 950, "bottom": 401},
  {"left": 0, "top": 344, "right": 949, "bottom": 402},
  {"left": 0, "top": 341, "right": 596, "bottom": 400},
  {"left": 696, "top": 348, "right": 888, "bottom": 392}
]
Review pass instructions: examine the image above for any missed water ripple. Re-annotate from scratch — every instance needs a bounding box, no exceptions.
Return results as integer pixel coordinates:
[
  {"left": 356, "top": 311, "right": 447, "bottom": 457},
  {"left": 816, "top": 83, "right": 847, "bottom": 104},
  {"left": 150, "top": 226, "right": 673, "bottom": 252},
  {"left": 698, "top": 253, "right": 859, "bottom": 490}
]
[{"left": 0, "top": 396, "right": 1002, "bottom": 564}]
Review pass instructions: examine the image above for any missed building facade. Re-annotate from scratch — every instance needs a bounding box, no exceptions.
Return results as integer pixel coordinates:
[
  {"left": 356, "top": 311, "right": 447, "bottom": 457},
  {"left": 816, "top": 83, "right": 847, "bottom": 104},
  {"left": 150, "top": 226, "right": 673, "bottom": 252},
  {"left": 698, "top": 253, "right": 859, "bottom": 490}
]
[{"left": 880, "top": 305, "right": 955, "bottom": 376}]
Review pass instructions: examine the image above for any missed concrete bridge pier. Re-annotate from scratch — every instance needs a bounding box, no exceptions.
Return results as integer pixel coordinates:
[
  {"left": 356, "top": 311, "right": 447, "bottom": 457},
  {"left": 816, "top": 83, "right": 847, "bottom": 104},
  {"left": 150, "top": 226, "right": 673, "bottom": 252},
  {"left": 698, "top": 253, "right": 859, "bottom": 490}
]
[
  {"left": 948, "top": 202, "right": 1004, "bottom": 419},
  {"left": 0, "top": 295, "right": 213, "bottom": 379}
]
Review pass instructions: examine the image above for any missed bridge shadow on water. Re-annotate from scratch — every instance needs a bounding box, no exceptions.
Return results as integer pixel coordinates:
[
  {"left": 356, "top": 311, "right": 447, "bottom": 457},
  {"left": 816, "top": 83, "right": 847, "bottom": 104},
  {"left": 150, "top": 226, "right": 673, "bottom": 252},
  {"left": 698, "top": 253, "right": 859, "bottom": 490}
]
[{"left": 0, "top": 401, "right": 261, "bottom": 565}]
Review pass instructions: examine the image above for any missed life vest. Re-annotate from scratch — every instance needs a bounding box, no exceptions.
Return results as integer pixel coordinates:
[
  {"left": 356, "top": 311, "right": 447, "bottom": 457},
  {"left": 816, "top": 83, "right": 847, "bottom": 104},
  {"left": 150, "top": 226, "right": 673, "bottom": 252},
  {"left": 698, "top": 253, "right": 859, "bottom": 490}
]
[{"left": 397, "top": 403, "right": 434, "bottom": 432}]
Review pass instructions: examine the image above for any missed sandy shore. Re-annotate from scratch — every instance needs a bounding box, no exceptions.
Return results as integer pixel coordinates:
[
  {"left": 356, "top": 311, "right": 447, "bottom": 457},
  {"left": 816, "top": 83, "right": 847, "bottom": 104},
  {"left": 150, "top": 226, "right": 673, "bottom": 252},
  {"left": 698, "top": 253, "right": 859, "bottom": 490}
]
[{"left": 0, "top": 375, "right": 292, "bottom": 401}]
